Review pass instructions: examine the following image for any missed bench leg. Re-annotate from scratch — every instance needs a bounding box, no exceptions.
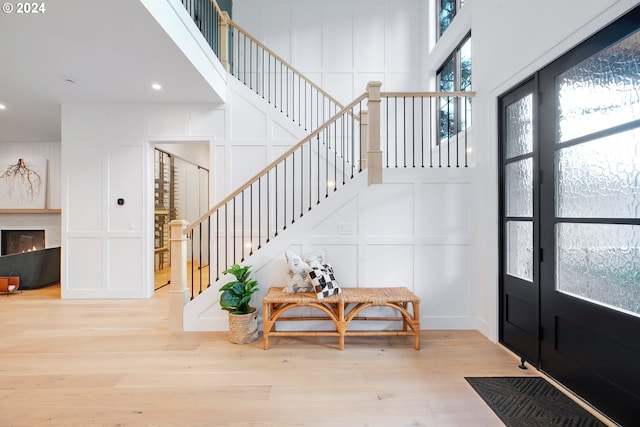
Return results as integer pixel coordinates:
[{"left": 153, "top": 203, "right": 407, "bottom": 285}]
[
  {"left": 338, "top": 299, "right": 345, "bottom": 350},
  {"left": 263, "top": 301, "right": 270, "bottom": 350},
  {"left": 413, "top": 302, "right": 420, "bottom": 350}
]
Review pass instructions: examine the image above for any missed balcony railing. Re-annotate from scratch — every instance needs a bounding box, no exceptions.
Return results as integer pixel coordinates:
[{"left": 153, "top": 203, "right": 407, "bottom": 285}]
[
  {"left": 180, "top": 0, "right": 221, "bottom": 57},
  {"left": 382, "top": 92, "right": 473, "bottom": 168}
]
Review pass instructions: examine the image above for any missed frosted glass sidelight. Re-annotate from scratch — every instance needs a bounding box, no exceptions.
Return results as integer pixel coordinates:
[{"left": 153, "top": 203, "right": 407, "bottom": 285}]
[
  {"left": 506, "top": 94, "right": 533, "bottom": 158},
  {"left": 556, "top": 129, "right": 640, "bottom": 218},
  {"left": 506, "top": 158, "right": 533, "bottom": 217},
  {"left": 506, "top": 221, "right": 533, "bottom": 282},
  {"left": 556, "top": 29, "right": 640, "bottom": 143},
  {"left": 557, "top": 223, "right": 640, "bottom": 317}
]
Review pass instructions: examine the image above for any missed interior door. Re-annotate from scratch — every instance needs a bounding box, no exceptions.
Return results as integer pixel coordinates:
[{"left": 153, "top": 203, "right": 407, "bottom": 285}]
[
  {"left": 498, "top": 79, "right": 539, "bottom": 366},
  {"left": 537, "top": 10, "right": 640, "bottom": 425}
]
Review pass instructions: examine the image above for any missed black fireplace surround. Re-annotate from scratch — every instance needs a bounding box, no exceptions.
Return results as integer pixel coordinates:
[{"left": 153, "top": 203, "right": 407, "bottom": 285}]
[
  {"left": 0, "top": 230, "right": 60, "bottom": 289},
  {"left": 1, "top": 229, "right": 45, "bottom": 255}
]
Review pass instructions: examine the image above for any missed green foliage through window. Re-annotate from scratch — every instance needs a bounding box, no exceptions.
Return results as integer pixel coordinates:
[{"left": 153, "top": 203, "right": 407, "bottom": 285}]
[
  {"left": 437, "top": 35, "right": 472, "bottom": 143},
  {"left": 438, "top": 0, "right": 465, "bottom": 38}
]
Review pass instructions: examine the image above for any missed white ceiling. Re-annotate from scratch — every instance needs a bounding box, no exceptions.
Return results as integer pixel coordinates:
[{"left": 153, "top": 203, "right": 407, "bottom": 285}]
[{"left": 0, "top": 0, "right": 223, "bottom": 142}]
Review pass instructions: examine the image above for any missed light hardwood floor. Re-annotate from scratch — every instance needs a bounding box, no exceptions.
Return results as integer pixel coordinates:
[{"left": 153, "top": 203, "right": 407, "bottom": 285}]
[{"left": 0, "top": 284, "right": 601, "bottom": 426}]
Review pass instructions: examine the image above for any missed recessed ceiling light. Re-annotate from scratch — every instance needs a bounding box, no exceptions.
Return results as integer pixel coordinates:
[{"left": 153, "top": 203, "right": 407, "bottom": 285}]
[
  {"left": 152, "top": 83, "right": 162, "bottom": 90},
  {"left": 0, "top": 104, "right": 6, "bottom": 110}
]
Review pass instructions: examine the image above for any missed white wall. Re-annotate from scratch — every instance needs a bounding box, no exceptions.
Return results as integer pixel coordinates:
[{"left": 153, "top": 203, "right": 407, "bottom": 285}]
[
  {"left": 212, "top": 77, "right": 309, "bottom": 206},
  {"left": 186, "top": 167, "right": 476, "bottom": 332},
  {"left": 234, "top": 0, "right": 426, "bottom": 104},
  {"left": 61, "top": 104, "right": 224, "bottom": 298}
]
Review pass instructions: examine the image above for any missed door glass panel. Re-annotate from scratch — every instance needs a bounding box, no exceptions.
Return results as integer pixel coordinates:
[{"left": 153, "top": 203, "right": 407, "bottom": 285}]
[
  {"left": 506, "top": 94, "right": 533, "bottom": 158},
  {"left": 557, "top": 128, "right": 640, "bottom": 218},
  {"left": 556, "top": 29, "right": 640, "bottom": 143},
  {"left": 506, "top": 158, "right": 533, "bottom": 217},
  {"left": 506, "top": 221, "right": 533, "bottom": 281},
  {"left": 556, "top": 223, "right": 640, "bottom": 317}
]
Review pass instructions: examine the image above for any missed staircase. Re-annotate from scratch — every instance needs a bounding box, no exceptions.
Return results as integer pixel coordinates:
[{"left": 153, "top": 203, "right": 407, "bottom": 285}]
[{"left": 169, "top": 0, "right": 475, "bottom": 332}]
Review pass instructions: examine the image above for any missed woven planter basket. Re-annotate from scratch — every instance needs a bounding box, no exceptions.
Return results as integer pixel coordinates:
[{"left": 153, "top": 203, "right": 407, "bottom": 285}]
[{"left": 228, "top": 308, "right": 258, "bottom": 344}]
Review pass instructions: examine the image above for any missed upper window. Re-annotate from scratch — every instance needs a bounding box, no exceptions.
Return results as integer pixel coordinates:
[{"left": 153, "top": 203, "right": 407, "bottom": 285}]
[
  {"left": 438, "top": 0, "right": 465, "bottom": 38},
  {"left": 437, "top": 35, "right": 472, "bottom": 142}
]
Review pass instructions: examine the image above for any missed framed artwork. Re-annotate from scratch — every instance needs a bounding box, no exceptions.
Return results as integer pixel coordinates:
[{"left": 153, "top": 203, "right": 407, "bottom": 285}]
[{"left": 0, "top": 158, "right": 47, "bottom": 209}]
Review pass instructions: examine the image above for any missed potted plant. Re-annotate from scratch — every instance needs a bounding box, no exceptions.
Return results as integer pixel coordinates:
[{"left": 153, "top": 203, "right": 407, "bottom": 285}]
[{"left": 219, "top": 263, "right": 260, "bottom": 344}]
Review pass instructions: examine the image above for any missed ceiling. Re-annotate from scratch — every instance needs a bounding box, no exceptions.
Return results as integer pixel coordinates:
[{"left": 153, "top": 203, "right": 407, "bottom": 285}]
[{"left": 0, "top": 0, "right": 223, "bottom": 142}]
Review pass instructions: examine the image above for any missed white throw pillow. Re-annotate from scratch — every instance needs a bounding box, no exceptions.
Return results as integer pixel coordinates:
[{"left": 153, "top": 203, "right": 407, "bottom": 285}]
[{"left": 283, "top": 249, "right": 324, "bottom": 293}]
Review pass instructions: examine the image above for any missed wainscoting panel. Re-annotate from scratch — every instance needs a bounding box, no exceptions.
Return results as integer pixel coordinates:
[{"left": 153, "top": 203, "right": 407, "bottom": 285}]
[
  {"left": 64, "top": 146, "right": 104, "bottom": 233},
  {"left": 65, "top": 237, "right": 103, "bottom": 291},
  {"left": 108, "top": 238, "right": 143, "bottom": 291},
  {"left": 108, "top": 146, "right": 142, "bottom": 233}
]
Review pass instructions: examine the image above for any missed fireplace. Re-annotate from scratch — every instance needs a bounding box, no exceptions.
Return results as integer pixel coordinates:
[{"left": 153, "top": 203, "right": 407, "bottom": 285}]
[{"left": 1, "top": 230, "right": 45, "bottom": 255}]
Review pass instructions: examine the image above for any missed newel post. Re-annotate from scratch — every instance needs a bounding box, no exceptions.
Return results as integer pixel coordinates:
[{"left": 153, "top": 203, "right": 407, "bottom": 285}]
[
  {"left": 366, "top": 81, "right": 383, "bottom": 184},
  {"left": 169, "top": 220, "right": 189, "bottom": 332},
  {"left": 219, "top": 11, "right": 230, "bottom": 71}
]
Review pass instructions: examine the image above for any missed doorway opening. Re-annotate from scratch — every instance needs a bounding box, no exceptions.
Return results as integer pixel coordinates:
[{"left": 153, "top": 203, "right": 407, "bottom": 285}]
[{"left": 153, "top": 144, "right": 210, "bottom": 292}]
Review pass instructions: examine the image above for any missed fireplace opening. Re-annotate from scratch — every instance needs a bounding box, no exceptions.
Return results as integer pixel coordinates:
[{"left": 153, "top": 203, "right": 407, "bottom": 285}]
[{"left": 1, "top": 230, "right": 45, "bottom": 256}]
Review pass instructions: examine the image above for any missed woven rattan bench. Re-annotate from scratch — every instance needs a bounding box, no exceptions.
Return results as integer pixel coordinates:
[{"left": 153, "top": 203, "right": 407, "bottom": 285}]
[{"left": 262, "top": 287, "right": 420, "bottom": 350}]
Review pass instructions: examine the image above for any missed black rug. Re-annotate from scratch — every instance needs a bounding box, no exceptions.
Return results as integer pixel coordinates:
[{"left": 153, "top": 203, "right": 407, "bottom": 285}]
[{"left": 465, "top": 377, "right": 607, "bottom": 427}]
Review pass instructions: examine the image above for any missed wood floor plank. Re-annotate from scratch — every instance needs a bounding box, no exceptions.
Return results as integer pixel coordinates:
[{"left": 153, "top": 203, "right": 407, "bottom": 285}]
[{"left": 0, "top": 283, "right": 607, "bottom": 426}]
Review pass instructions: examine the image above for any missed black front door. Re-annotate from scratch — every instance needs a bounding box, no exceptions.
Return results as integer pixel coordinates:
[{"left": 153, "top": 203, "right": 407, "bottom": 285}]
[
  {"left": 537, "top": 9, "right": 640, "bottom": 425},
  {"left": 498, "top": 79, "right": 540, "bottom": 366},
  {"left": 500, "top": 6, "right": 640, "bottom": 425}
]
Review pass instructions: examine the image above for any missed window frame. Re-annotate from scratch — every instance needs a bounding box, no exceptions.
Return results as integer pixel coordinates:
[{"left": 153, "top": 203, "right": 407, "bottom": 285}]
[
  {"left": 437, "top": 0, "right": 465, "bottom": 39},
  {"left": 436, "top": 33, "right": 472, "bottom": 144}
]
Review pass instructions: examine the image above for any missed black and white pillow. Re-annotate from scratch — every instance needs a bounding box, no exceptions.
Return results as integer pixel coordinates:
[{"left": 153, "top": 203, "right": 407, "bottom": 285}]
[{"left": 307, "top": 264, "right": 341, "bottom": 299}]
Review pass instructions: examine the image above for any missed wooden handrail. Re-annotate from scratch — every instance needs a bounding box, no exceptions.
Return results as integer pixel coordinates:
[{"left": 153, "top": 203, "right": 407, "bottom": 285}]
[
  {"left": 185, "top": 92, "right": 368, "bottom": 234},
  {"left": 208, "top": 0, "right": 223, "bottom": 16},
  {"left": 381, "top": 91, "right": 476, "bottom": 98},
  {"left": 185, "top": 90, "right": 475, "bottom": 233},
  {"left": 227, "top": 18, "right": 346, "bottom": 112}
]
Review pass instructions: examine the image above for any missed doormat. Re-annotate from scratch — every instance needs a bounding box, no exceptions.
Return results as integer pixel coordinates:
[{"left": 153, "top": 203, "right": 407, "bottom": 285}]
[{"left": 465, "top": 377, "right": 607, "bottom": 427}]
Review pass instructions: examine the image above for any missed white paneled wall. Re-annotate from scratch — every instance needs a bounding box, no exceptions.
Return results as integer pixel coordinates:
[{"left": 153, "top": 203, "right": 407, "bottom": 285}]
[
  {"left": 234, "top": 0, "right": 424, "bottom": 104},
  {"left": 61, "top": 104, "right": 224, "bottom": 299},
  {"left": 185, "top": 166, "right": 476, "bottom": 331}
]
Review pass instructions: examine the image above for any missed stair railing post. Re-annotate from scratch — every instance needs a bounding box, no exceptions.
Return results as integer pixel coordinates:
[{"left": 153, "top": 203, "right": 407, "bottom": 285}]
[
  {"left": 169, "top": 219, "right": 189, "bottom": 332},
  {"left": 366, "top": 81, "right": 383, "bottom": 184},
  {"left": 219, "top": 11, "right": 230, "bottom": 71},
  {"left": 360, "top": 110, "right": 369, "bottom": 171}
]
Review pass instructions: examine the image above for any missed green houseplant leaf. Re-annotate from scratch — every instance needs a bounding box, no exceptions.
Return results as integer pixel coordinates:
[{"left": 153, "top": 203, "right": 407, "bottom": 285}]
[{"left": 218, "top": 264, "right": 260, "bottom": 314}]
